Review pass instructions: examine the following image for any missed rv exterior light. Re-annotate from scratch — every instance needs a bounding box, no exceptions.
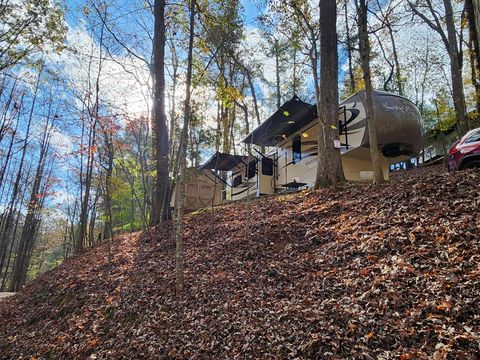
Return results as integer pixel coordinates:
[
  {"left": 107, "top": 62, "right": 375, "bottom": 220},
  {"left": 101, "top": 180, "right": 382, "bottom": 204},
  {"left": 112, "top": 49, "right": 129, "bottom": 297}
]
[
  {"left": 302, "top": 133, "right": 309, "bottom": 138},
  {"left": 287, "top": 121, "right": 295, "bottom": 124},
  {"left": 283, "top": 111, "right": 290, "bottom": 116}
]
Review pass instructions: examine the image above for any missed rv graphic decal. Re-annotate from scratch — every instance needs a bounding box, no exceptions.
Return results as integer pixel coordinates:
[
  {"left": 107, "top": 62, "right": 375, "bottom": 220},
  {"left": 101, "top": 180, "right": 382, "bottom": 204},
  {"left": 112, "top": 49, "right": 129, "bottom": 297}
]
[
  {"left": 340, "top": 101, "right": 367, "bottom": 148},
  {"left": 231, "top": 184, "right": 256, "bottom": 197},
  {"left": 383, "top": 102, "right": 416, "bottom": 114},
  {"left": 341, "top": 106, "right": 360, "bottom": 127}
]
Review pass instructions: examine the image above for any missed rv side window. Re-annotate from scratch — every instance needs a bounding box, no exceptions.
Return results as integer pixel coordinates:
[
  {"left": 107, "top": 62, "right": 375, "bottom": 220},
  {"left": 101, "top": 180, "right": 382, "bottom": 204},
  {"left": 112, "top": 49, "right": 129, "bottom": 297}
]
[
  {"left": 246, "top": 160, "right": 256, "bottom": 179},
  {"left": 233, "top": 175, "right": 242, "bottom": 187},
  {"left": 262, "top": 157, "right": 273, "bottom": 176},
  {"left": 292, "top": 135, "right": 302, "bottom": 164}
]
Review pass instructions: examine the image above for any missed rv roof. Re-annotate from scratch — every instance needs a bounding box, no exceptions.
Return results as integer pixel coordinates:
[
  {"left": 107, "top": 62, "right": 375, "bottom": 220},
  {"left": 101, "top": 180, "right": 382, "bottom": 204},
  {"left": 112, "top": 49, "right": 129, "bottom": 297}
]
[
  {"left": 243, "top": 95, "right": 317, "bottom": 147},
  {"left": 199, "top": 152, "right": 247, "bottom": 171}
]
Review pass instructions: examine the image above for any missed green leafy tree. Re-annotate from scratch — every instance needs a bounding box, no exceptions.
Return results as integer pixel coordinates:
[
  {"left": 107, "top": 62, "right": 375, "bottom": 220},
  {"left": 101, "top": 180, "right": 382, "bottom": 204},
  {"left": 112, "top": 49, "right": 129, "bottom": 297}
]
[{"left": 0, "top": 0, "right": 66, "bottom": 71}]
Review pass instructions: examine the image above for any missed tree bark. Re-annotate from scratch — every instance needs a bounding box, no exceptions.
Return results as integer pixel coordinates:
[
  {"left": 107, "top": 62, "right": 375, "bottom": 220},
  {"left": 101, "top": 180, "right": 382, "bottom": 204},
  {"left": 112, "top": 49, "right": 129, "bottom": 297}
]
[
  {"left": 9, "top": 125, "right": 52, "bottom": 291},
  {"left": 150, "top": 0, "right": 170, "bottom": 225},
  {"left": 358, "top": 0, "right": 384, "bottom": 184},
  {"left": 275, "top": 39, "right": 281, "bottom": 108},
  {"left": 344, "top": 0, "right": 356, "bottom": 94},
  {"left": 466, "top": 0, "right": 480, "bottom": 120},
  {"left": 443, "top": 0, "right": 467, "bottom": 134},
  {"left": 0, "top": 69, "right": 40, "bottom": 274},
  {"left": 315, "top": 0, "right": 344, "bottom": 189},
  {"left": 174, "top": 0, "right": 195, "bottom": 296},
  {"left": 473, "top": 0, "right": 480, "bottom": 48},
  {"left": 77, "top": 123, "right": 96, "bottom": 253}
]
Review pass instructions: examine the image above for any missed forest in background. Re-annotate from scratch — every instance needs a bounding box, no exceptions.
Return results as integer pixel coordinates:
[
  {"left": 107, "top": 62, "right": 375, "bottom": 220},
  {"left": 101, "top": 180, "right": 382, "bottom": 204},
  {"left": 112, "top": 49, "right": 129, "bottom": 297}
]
[{"left": 0, "top": 0, "right": 479, "bottom": 292}]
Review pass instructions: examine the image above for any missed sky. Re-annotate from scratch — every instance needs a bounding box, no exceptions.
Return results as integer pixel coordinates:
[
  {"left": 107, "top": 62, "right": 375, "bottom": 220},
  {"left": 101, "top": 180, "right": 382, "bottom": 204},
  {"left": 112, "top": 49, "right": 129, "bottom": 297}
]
[{"left": 241, "top": 0, "right": 263, "bottom": 24}]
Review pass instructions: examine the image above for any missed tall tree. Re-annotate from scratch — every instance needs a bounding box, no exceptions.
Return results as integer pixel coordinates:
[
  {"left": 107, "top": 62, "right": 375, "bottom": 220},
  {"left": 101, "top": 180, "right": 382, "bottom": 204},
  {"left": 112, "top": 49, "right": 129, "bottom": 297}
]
[
  {"left": 174, "top": 0, "right": 196, "bottom": 295},
  {"left": 465, "top": 0, "right": 480, "bottom": 120},
  {"left": 357, "top": 0, "right": 384, "bottom": 184},
  {"left": 473, "top": 0, "right": 480, "bottom": 48},
  {"left": 315, "top": 0, "right": 344, "bottom": 188},
  {"left": 342, "top": 0, "right": 357, "bottom": 95},
  {"left": 372, "top": 0, "right": 404, "bottom": 95},
  {"left": 9, "top": 109, "right": 55, "bottom": 291},
  {"left": 0, "top": 67, "right": 41, "bottom": 274},
  {"left": 274, "top": 0, "right": 343, "bottom": 188},
  {"left": 150, "top": 0, "right": 170, "bottom": 225},
  {"left": 408, "top": 0, "right": 467, "bottom": 134},
  {"left": 76, "top": 18, "right": 105, "bottom": 253}
]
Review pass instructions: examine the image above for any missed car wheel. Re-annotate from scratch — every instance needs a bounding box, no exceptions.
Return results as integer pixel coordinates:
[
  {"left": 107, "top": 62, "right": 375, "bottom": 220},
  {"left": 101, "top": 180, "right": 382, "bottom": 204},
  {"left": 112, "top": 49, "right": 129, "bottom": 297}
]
[{"left": 462, "top": 160, "right": 480, "bottom": 170}]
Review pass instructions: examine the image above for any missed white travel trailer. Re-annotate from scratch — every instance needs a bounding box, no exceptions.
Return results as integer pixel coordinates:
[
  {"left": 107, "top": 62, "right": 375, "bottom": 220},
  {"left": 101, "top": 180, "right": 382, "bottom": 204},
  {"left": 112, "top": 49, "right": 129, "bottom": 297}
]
[{"left": 199, "top": 90, "right": 423, "bottom": 203}]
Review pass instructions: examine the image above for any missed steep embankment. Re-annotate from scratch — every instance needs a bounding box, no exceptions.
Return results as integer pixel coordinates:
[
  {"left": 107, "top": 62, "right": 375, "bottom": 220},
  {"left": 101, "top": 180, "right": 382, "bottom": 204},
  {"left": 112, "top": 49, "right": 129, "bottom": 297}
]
[{"left": 1, "top": 166, "right": 479, "bottom": 359}]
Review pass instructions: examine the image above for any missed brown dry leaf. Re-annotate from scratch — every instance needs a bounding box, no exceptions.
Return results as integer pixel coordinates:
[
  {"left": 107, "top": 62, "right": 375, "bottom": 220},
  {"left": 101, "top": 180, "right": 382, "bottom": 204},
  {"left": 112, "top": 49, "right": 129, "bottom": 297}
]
[{"left": 0, "top": 166, "right": 479, "bottom": 359}]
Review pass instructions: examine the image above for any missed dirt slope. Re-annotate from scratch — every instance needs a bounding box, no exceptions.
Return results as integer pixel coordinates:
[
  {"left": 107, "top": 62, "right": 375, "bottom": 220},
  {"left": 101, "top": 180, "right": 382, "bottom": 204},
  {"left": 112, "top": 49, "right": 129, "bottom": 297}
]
[{"left": 1, "top": 166, "right": 479, "bottom": 359}]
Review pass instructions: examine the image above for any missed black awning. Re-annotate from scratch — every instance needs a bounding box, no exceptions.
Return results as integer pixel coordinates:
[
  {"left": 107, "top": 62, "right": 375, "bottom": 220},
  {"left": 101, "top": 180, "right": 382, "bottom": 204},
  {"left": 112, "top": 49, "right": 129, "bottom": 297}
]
[
  {"left": 199, "top": 152, "right": 247, "bottom": 171},
  {"left": 243, "top": 95, "right": 317, "bottom": 146}
]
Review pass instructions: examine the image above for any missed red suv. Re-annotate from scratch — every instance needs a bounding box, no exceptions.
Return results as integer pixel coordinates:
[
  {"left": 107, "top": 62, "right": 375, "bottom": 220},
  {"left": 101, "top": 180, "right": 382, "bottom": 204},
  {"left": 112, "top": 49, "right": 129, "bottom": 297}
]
[{"left": 448, "top": 127, "right": 480, "bottom": 171}]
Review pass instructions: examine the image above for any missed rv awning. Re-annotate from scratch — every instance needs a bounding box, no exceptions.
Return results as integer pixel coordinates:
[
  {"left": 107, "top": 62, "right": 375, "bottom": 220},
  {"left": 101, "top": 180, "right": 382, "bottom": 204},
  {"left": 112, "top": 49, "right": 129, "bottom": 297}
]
[
  {"left": 243, "top": 95, "right": 317, "bottom": 146},
  {"left": 199, "top": 152, "right": 247, "bottom": 171}
]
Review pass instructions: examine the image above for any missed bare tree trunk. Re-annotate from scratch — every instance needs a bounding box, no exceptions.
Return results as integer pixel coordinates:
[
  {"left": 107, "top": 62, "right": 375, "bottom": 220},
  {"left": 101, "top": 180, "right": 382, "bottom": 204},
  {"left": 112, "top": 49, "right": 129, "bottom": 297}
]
[
  {"left": 0, "top": 96, "right": 22, "bottom": 188},
  {"left": 443, "top": 0, "right": 467, "bottom": 134},
  {"left": 387, "top": 23, "right": 402, "bottom": 95},
  {"left": 0, "top": 69, "right": 41, "bottom": 273},
  {"left": 315, "top": 0, "right": 344, "bottom": 189},
  {"left": 77, "top": 27, "right": 103, "bottom": 253},
  {"left": 104, "top": 148, "right": 114, "bottom": 241},
  {"left": 9, "top": 156, "right": 48, "bottom": 291},
  {"left": 0, "top": 78, "right": 18, "bottom": 146},
  {"left": 466, "top": 0, "right": 480, "bottom": 120},
  {"left": 358, "top": 0, "right": 384, "bottom": 184},
  {"left": 77, "top": 123, "right": 96, "bottom": 253},
  {"left": 0, "top": 177, "right": 29, "bottom": 291},
  {"left": 245, "top": 69, "right": 261, "bottom": 125},
  {"left": 409, "top": 0, "right": 466, "bottom": 134},
  {"left": 373, "top": 32, "right": 394, "bottom": 91},
  {"left": 99, "top": 118, "right": 114, "bottom": 259},
  {"left": 9, "top": 112, "right": 53, "bottom": 291},
  {"left": 236, "top": 98, "right": 250, "bottom": 136},
  {"left": 473, "top": 0, "right": 480, "bottom": 48},
  {"left": 168, "top": 34, "right": 179, "bottom": 182},
  {"left": 151, "top": 0, "right": 170, "bottom": 225},
  {"left": 89, "top": 194, "right": 99, "bottom": 246},
  {"left": 174, "top": 0, "right": 195, "bottom": 296},
  {"left": 292, "top": 48, "right": 298, "bottom": 95},
  {"left": 275, "top": 39, "right": 281, "bottom": 108},
  {"left": 344, "top": 0, "right": 356, "bottom": 94}
]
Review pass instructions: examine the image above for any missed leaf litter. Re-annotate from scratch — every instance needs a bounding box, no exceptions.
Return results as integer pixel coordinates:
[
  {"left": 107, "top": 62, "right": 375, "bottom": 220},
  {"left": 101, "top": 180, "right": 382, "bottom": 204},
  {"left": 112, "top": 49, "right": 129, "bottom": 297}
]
[{"left": 0, "top": 166, "right": 479, "bottom": 359}]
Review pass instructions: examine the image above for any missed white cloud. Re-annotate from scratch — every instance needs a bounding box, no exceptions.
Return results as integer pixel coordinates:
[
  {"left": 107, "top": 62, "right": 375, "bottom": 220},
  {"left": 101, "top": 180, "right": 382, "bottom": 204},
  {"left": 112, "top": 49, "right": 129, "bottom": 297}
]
[
  {"left": 49, "top": 127, "right": 73, "bottom": 155},
  {"left": 48, "top": 25, "right": 151, "bottom": 120}
]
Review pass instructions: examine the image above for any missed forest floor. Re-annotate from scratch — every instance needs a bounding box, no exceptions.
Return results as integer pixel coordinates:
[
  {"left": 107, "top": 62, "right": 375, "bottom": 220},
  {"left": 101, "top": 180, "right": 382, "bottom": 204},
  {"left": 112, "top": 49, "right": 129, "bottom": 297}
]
[{"left": 1, "top": 165, "right": 479, "bottom": 359}]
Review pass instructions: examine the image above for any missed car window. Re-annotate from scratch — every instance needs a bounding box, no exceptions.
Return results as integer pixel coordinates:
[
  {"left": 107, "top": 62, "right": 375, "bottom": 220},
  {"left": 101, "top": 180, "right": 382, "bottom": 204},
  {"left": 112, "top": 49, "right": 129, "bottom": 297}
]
[{"left": 465, "top": 130, "right": 480, "bottom": 143}]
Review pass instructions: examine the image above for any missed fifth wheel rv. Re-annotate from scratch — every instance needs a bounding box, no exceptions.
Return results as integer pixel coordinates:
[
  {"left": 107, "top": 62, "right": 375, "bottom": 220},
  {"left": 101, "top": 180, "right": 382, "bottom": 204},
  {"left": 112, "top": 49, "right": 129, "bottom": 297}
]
[{"left": 195, "top": 90, "right": 423, "bottom": 204}]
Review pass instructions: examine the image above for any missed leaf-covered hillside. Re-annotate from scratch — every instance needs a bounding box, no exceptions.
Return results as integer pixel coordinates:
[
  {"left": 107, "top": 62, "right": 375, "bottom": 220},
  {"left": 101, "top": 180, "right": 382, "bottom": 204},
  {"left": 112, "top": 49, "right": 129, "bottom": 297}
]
[{"left": 1, "top": 166, "right": 479, "bottom": 359}]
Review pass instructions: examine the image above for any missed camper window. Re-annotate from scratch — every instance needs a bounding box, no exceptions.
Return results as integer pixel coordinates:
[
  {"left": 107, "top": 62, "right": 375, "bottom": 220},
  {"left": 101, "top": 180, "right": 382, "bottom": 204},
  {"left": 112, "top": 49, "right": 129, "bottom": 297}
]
[
  {"left": 292, "top": 135, "right": 302, "bottom": 164},
  {"left": 262, "top": 157, "right": 274, "bottom": 176},
  {"left": 246, "top": 160, "right": 257, "bottom": 179},
  {"left": 233, "top": 175, "right": 242, "bottom": 187}
]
